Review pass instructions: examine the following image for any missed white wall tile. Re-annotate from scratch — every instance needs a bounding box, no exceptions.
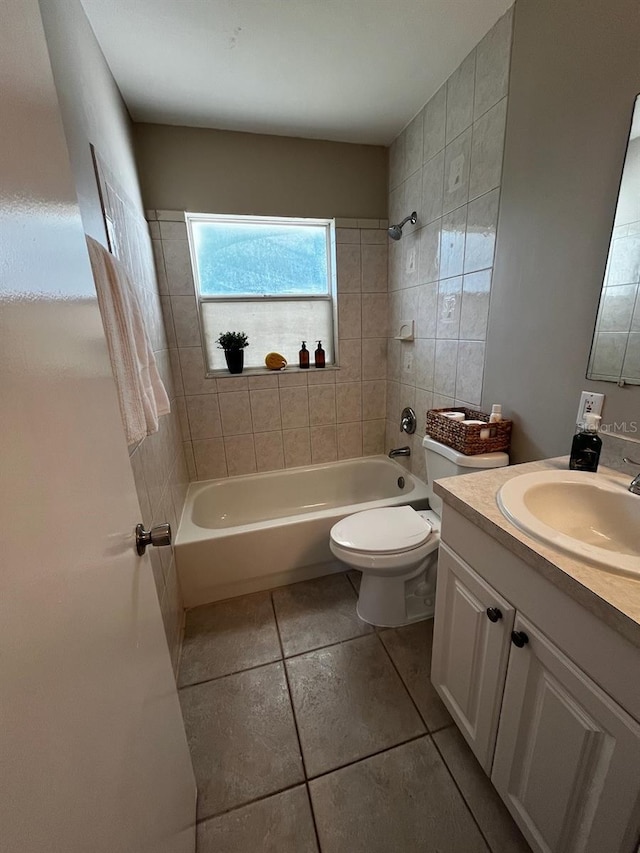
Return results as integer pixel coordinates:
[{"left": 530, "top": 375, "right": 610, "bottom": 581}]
[
  {"left": 310, "top": 425, "right": 337, "bottom": 463},
  {"left": 455, "top": 341, "right": 485, "bottom": 405},
  {"left": 464, "top": 188, "right": 500, "bottom": 273},
  {"left": 337, "top": 243, "right": 362, "bottom": 292},
  {"left": 362, "top": 419, "right": 386, "bottom": 455},
  {"left": 415, "top": 338, "right": 436, "bottom": 391},
  {"left": 434, "top": 339, "right": 458, "bottom": 396},
  {"left": 361, "top": 338, "right": 387, "bottom": 380},
  {"left": 362, "top": 380, "right": 386, "bottom": 420},
  {"left": 469, "top": 97, "right": 507, "bottom": 200},
  {"left": 437, "top": 276, "right": 463, "bottom": 340},
  {"left": 423, "top": 84, "right": 447, "bottom": 163},
  {"left": 361, "top": 244, "right": 388, "bottom": 292},
  {"left": 170, "top": 295, "right": 200, "bottom": 347},
  {"left": 163, "top": 239, "right": 195, "bottom": 295},
  {"left": 336, "top": 227, "right": 361, "bottom": 244},
  {"left": 280, "top": 386, "right": 310, "bottom": 429},
  {"left": 418, "top": 220, "right": 441, "bottom": 285},
  {"left": 308, "top": 384, "right": 336, "bottom": 425},
  {"left": 219, "top": 390, "right": 253, "bottom": 435},
  {"left": 186, "top": 394, "right": 222, "bottom": 440},
  {"left": 338, "top": 293, "right": 362, "bottom": 339},
  {"left": 417, "top": 282, "right": 438, "bottom": 339},
  {"left": 362, "top": 293, "right": 388, "bottom": 338},
  {"left": 443, "top": 128, "right": 472, "bottom": 215},
  {"left": 248, "top": 374, "right": 279, "bottom": 390},
  {"left": 474, "top": 7, "right": 513, "bottom": 120},
  {"left": 249, "top": 389, "right": 282, "bottom": 432},
  {"left": 254, "top": 431, "right": 285, "bottom": 472},
  {"left": 338, "top": 338, "right": 363, "bottom": 382},
  {"left": 193, "top": 437, "right": 227, "bottom": 479},
  {"left": 446, "top": 51, "right": 476, "bottom": 143},
  {"left": 421, "top": 150, "right": 445, "bottom": 225},
  {"left": 389, "top": 133, "right": 405, "bottom": 191},
  {"left": 440, "top": 206, "right": 467, "bottom": 280},
  {"left": 224, "top": 434, "right": 257, "bottom": 476},
  {"left": 179, "top": 347, "right": 216, "bottom": 395},
  {"left": 337, "top": 422, "right": 363, "bottom": 460},
  {"left": 159, "top": 220, "right": 187, "bottom": 239},
  {"left": 460, "top": 270, "right": 492, "bottom": 340},
  {"left": 336, "top": 382, "right": 362, "bottom": 423},
  {"left": 283, "top": 428, "right": 312, "bottom": 468},
  {"left": 404, "top": 111, "right": 424, "bottom": 179}
]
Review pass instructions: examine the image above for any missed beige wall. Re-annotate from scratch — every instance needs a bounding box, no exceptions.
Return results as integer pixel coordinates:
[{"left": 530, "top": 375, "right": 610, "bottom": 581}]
[
  {"left": 483, "top": 0, "right": 640, "bottom": 462},
  {"left": 133, "top": 123, "right": 388, "bottom": 219},
  {"left": 385, "top": 10, "right": 513, "bottom": 482},
  {"left": 40, "top": 0, "right": 187, "bottom": 669},
  {"left": 150, "top": 212, "right": 389, "bottom": 478}
]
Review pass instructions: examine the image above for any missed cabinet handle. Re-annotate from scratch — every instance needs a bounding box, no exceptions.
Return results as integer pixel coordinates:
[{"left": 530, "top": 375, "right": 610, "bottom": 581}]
[
  {"left": 511, "top": 630, "right": 529, "bottom": 648},
  {"left": 486, "top": 607, "right": 503, "bottom": 623}
]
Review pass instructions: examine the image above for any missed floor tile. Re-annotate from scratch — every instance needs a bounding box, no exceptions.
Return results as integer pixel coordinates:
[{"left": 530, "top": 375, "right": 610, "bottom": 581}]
[
  {"left": 272, "top": 573, "right": 372, "bottom": 657},
  {"left": 180, "top": 662, "right": 304, "bottom": 819},
  {"left": 178, "top": 591, "right": 281, "bottom": 687},
  {"left": 379, "top": 618, "right": 453, "bottom": 731},
  {"left": 434, "top": 726, "right": 532, "bottom": 853},
  {"left": 309, "top": 736, "right": 490, "bottom": 853},
  {"left": 196, "top": 786, "right": 318, "bottom": 853},
  {"left": 286, "top": 634, "right": 425, "bottom": 777}
]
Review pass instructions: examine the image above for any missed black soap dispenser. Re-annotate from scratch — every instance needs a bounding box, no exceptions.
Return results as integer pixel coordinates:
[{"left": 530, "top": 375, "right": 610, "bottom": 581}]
[
  {"left": 569, "top": 414, "right": 602, "bottom": 472},
  {"left": 299, "top": 341, "right": 309, "bottom": 369},
  {"left": 314, "top": 340, "right": 325, "bottom": 368}
]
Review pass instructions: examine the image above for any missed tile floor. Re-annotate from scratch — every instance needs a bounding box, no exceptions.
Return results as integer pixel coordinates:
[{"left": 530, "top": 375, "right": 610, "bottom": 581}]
[{"left": 178, "top": 571, "right": 531, "bottom": 853}]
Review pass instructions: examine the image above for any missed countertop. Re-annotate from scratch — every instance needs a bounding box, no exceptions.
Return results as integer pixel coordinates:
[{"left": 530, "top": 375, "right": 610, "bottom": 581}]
[{"left": 433, "top": 457, "right": 640, "bottom": 649}]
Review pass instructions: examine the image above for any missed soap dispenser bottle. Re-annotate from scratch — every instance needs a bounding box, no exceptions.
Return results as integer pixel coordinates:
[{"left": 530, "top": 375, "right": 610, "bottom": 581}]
[
  {"left": 314, "top": 340, "right": 325, "bottom": 368},
  {"left": 299, "top": 341, "right": 309, "bottom": 369},
  {"left": 569, "top": 413, "right": 602, "bottom": 472}
]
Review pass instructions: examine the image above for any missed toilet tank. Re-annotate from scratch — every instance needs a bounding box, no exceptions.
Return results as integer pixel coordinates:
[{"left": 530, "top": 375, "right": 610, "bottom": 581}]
[{"left": 423, "top": 436, "right": 509, "bottom": 516}]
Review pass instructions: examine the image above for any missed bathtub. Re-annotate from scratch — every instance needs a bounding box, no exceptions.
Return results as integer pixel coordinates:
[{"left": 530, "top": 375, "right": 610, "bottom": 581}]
[{"left": 174, "top": 455, "right": 430, "bottom": 607}]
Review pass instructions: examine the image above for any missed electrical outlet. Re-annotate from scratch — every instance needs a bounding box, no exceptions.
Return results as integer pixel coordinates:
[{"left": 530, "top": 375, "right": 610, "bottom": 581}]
[{"left": 576, "top": 391, "right": 604, "bottom": 425}]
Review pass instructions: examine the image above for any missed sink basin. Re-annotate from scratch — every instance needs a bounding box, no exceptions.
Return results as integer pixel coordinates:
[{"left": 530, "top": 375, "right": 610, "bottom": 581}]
[{"left": 497, "top": 470, "right": 640, "bottom": 576}]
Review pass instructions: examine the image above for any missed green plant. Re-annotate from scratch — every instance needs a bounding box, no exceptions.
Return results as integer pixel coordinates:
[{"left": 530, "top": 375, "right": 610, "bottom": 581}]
[{"left": 215, "top": 331, "right": 249, "bottom": 351}]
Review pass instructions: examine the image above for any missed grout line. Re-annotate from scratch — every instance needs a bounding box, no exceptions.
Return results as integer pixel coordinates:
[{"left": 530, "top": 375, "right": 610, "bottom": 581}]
[
  {"left": 177, "top": 656, "right": 283, "bottom": 692},
  {"left": 194, "top": 780, "right": 305, "bottom": 826},
  {"left": 429, "top": 729, "right": 494, "bottom": 853},
  {"left": 269, "top": 593, "right": 324, "bottom": 853},
  {"left": 374, "top": 631, "right": 431, "bottom": 733},
  {"left": 306, "top": 732, "right": 429, "bottom": 784}
]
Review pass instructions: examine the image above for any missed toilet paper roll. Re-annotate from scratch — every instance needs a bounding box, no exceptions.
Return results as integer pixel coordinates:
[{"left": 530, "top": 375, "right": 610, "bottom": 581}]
[{"left": 442, "top": 412, "right": 465, "bottom": 421}]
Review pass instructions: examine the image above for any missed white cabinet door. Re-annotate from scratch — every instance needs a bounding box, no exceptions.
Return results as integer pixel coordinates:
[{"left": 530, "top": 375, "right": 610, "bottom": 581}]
[
  {"left": 492, "top": 616, "right": 640, "bottom": 853},
  {"left": 431, "top": 543, "right": 515, "bottom": 772}
]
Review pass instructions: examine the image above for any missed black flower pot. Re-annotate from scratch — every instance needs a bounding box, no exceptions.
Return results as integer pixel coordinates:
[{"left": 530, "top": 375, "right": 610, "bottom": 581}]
[{"left": 224, "top": 349, "right": 244, "bottom": 374}]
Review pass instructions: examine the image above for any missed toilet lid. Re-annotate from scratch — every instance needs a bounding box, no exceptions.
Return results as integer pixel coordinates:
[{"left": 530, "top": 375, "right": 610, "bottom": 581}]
[{"left": 331, "top": 506, "right": 432, "bottom": 555}]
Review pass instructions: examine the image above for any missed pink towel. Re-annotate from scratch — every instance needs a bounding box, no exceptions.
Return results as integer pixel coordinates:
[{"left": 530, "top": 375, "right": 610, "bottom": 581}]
[{"left": 86, "top": 236, "right": 170, "bottom": 445}]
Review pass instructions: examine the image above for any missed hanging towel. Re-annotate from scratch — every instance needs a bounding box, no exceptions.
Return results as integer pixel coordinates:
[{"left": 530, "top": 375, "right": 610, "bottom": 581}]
[{"left": 86, "top": 236, "right": 170, "bottom": 445}]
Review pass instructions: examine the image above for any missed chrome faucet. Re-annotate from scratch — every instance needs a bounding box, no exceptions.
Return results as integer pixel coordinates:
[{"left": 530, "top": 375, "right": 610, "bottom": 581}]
[
  {"left": 389, "top": 446, "right": 411, "bottom": 459},
  {"left": 623, "top": 457, "right": 640, "bottom": 495}
]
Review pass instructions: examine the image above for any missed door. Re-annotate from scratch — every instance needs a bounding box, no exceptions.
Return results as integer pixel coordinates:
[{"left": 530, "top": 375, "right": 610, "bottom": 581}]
[
  {"left": 492, "top": 616, "right": 640, "bottom": 853},
  {"left": 431, "top": 543, "right": 515, "bottom": 771},
  {"left": 0, "top": 2, "right": 196, "bottom": 851}
]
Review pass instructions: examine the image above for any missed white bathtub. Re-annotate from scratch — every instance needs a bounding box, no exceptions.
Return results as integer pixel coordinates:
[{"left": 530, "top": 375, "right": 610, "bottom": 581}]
[{"left": 175, "top": 455, "right": 430, "bottom": 607}]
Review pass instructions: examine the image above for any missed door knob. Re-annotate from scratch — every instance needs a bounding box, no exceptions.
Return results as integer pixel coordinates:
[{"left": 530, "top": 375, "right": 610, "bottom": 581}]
[
  {"left": 486, "top": 607, "right": 503, "bottom": 623},
  {"left": 135, "top": 523, "right": 172, "bottom": 556},
  {"left": 511, "top": 630, "right": 529, "bottom": 648}
]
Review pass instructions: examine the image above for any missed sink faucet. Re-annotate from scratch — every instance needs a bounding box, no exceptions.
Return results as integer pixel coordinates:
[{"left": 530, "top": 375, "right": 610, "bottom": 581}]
[
  {"left": 389, "top": 446, "right": 411, "bottom": 458},
  {"left": 623, "top": 457, "right": 640, "bottom": 495}
]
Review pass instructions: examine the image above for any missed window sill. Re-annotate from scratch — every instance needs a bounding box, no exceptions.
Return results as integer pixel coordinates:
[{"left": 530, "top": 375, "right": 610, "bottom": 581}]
[{"left": 206, "top": 365, "right": 340, "bottom": 378}]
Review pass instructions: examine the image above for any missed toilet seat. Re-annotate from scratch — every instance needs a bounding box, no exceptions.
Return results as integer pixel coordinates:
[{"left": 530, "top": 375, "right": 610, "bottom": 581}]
[{"left": 331, "top": 506, "right": 432, "bottom": 555}]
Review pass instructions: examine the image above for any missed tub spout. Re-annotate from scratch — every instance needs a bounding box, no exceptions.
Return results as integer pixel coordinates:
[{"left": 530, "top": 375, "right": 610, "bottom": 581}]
[{"left": 389, "top": 446, "right": 411, "bottom": 458}]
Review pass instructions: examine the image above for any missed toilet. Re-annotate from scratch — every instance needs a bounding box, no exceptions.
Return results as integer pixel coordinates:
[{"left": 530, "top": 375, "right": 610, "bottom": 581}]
[{"left": 329, "top": 436, "right": 509, "bottom": 627}]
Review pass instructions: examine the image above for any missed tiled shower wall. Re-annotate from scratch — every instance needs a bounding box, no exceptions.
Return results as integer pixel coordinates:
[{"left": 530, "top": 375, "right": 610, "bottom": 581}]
[
  {"left": 385, "top": 8, "right": 513, "bottom": 481},
  {"left": 149, "top": 212, "right": 388, "bottom": 479},
  {"left": 126, "top": 252, "right": 189, "bottom": 676}
]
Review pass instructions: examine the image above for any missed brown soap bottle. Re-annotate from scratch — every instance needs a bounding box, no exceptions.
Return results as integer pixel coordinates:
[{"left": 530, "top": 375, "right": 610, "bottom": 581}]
[
  {"left": 314, "top": 340, "right": 325, "bottom": 368},
  {"left": 298, "top": 341, "right": 309, "bottom": 369}
]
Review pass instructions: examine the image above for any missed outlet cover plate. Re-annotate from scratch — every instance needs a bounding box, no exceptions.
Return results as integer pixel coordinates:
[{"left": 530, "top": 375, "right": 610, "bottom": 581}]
[{"left": 576, "top": 391, "right": 604, "bottom": 425}]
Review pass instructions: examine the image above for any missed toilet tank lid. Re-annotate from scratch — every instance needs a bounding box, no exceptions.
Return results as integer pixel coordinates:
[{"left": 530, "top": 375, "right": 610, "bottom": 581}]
[{"left": 422, "top": 436, "right": 509, "bottom": 469}]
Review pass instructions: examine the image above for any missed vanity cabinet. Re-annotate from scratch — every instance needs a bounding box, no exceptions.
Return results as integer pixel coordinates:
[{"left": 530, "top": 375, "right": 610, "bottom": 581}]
[{"left": 432, "top": 540, "right": 640, "bottom": 853}]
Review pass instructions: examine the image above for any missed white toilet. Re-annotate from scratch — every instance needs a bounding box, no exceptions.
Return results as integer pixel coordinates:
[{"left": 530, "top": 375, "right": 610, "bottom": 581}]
[{"left": 329, "top": 436, "right": 509, "bottom": 627}]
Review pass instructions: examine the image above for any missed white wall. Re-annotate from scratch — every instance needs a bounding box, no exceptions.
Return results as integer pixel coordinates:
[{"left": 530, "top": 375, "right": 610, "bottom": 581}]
[
  {"left": 483, "top": 0, "right": 640, "bottom": 462},
  {"left": 39, "top": 0, "right": 189, "bottom": 669}
]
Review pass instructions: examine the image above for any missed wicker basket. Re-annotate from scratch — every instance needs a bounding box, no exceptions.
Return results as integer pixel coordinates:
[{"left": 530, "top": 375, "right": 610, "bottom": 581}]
[{"left": 425, "top": 407, "right": 512, "bottom": 456}]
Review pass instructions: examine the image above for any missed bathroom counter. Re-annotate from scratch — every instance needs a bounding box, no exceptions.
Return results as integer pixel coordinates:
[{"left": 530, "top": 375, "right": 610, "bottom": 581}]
[{"left": 433, "top": 457, "right": 640, "bottom": 649}]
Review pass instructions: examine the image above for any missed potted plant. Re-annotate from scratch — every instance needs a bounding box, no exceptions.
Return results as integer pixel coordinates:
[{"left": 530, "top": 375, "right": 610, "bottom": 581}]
[{"left": 216, "top": 331, "right": 249, "bottom": 374}]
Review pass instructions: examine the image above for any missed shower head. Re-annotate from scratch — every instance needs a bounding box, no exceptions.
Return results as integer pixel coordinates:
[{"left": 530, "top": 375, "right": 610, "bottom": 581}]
[{"left": 388, "top": 211, "right": 417, "bottom": 241}]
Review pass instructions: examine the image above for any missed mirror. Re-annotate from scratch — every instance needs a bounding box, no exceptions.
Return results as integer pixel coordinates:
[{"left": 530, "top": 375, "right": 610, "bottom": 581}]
[{"left": 587, "top": 95, "right": 640, "bottom": 385}]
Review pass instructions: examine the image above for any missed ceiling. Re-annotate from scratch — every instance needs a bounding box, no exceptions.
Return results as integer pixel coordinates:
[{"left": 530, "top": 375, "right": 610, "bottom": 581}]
[{"left": 81, "top": 0, "right": 512, "bottom": 146}]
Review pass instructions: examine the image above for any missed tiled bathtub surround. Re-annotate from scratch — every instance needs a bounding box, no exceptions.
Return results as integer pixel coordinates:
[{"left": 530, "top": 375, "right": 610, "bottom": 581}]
[
  {"left": 150, "top": 213, "right": 389, "bottom": 479},
  {"left": 386, "top": 9, "right": 513, "bottom": 481}
]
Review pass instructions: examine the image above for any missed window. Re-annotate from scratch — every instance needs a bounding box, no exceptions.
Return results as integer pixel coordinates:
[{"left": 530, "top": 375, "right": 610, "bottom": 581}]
[{"left": 186, "top": 213, "right": 337, "bottom": 373}]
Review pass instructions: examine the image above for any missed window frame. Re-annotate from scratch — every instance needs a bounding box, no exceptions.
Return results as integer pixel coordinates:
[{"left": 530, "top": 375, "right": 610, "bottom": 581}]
[{"left": 185, "top": 212, "right": 338, "bottom": 376}]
